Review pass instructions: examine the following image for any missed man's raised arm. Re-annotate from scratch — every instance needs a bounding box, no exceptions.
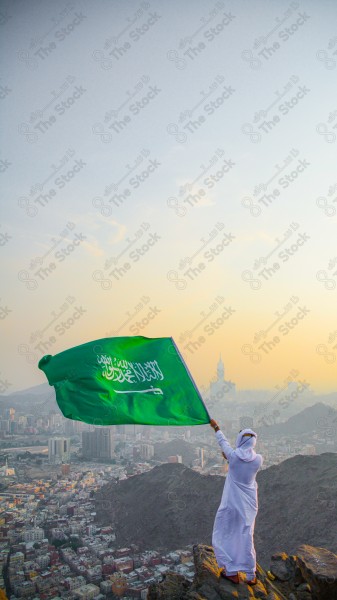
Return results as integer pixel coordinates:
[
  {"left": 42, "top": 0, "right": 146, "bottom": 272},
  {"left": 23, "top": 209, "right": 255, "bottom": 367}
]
[{"left": 210, "top": 418, "right": 234, "bottom": 460}]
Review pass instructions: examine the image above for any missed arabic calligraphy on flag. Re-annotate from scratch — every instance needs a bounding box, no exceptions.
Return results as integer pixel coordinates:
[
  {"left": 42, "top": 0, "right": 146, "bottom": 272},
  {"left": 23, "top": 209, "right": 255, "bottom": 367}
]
[{"left": 97, "top": 354, "right": 164, "bottom": 395}]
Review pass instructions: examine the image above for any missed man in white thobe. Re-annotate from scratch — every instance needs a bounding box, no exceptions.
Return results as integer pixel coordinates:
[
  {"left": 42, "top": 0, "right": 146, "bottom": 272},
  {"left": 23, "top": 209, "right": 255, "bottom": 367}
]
[{"left": 210, "top": 419, "right": 263, "bottom": 585}]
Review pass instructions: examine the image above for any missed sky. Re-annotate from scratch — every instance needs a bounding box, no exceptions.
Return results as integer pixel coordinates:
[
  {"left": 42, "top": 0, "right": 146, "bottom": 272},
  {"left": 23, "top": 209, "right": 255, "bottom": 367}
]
[{"left": 1, "top": 0, "right": 337, "bottom": 395}]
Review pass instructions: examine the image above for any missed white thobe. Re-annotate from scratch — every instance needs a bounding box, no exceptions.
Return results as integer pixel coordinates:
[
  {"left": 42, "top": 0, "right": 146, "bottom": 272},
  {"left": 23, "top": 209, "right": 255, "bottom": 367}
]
[{"left": 212, "top": 430, "right": 263, "bottom": 575}]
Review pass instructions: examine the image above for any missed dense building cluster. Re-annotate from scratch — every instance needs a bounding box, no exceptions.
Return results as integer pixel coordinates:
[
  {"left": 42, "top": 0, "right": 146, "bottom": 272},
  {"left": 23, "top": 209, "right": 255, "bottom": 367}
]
[{"left": 0, "top": 464, "right": 195, "bottom": 599}]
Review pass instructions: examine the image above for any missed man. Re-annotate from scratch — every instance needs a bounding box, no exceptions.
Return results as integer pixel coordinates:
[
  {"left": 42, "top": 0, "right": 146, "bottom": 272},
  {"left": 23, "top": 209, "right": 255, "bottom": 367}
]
[{"left": 210, "top": 418, "right": 263, "bottom": 585}]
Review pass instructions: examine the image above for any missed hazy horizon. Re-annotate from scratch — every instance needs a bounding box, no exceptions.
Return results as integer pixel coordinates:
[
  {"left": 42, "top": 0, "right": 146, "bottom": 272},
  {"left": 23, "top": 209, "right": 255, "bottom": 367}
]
[{"left": 3, "top": 376, "right": 337, "bottom": 404}]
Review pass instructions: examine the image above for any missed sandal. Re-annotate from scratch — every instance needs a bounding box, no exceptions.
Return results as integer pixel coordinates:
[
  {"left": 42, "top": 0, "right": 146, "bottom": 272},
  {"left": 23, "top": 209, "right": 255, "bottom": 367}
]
[{"left": 220, "top": 569, "right": 239, "bottom": 584}]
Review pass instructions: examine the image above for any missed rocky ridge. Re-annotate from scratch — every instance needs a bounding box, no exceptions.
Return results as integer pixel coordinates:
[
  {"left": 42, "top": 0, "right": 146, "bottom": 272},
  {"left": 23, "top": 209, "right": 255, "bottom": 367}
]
[
  {"left": 95, "top": 454, "right": 337, "bottom": 568},
  {"left": 147, "top": 543, "right": 337, "bottom": 600}
]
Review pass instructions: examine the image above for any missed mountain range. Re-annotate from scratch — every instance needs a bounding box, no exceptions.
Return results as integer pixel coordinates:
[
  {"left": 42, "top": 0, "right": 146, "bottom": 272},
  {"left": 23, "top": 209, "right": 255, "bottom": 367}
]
[{"left": 256, "top": 401, "right": 337, "bottom": 437}]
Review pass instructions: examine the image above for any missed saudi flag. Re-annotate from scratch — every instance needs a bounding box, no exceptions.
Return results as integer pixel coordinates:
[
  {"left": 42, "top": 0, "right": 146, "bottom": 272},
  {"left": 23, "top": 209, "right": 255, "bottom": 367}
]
[{"left": 38, "top": 336, "right": 211, "bottom": 426}]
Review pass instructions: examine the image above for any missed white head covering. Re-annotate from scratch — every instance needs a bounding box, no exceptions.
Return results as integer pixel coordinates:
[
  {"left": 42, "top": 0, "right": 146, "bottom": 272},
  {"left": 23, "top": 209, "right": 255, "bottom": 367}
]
[{"left": 235, "top": 428, "right": 257, "bottom": 462}]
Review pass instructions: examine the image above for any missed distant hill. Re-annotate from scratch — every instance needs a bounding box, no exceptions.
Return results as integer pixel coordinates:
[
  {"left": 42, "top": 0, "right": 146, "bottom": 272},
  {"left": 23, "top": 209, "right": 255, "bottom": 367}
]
[
  {"left": 12, "top": 383, "right": 51, "bottom": 396},
  {"left": 256, "top": 402, "right": 337, "bottom": 437},
  {"left": 95, "top": 453, "right": 337, "bottom": 568},
  {"left": 96, "top": 462, "right": 219, "bottom": 552},
  {"left": 256, "top": 451, "right": 337, "bottom": 566},
  {"left": 0, "top": 383, "right": 57, "bottom": 413},
  {"left": 2, "top": 383, "right": 50, "bottom": 397}
]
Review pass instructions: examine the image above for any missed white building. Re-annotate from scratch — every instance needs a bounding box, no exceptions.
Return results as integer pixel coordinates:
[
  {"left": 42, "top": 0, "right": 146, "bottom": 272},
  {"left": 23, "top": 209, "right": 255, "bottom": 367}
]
[
  {"left": 197, "top": 447, "right": 205, "bottom": 468},
  {"left": 140, "top": 443, "right": 154, "bottom": 460},
  {"left": 48, "top": 437, "right": 71, "bottom": 464},
  {"left": 36, "top": 554, "right": 50, "bottom": 568},
  {"left": 0, "top": 458, "right": 15, "bottom": 477},
  {"left": 22, "top": 528, "right": 45, "bottom": 542},
  {"left": 73, "top": 583, "right": 100, "bottom": 599},
  {"left": 86, "top": 524, "right": 96, "bottom": 536},
  {"left": 100, "top": 580, "right": 112, "bottom": 594}
]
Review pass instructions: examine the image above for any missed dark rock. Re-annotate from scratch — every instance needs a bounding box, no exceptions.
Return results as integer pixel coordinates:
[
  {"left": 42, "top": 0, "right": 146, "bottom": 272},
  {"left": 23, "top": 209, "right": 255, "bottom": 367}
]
[
  {"left": 266, "top": 553, "right": 309, "bottom": 599},
  {"left": 256, "top": 563, "right": 268, "bottom": 584},
  {"left": 293, "top": 562, "right": 306, "bottom": 587},
  {"left": 190, "top": 582, "right": 223, "bottom": 600},
  {"left": 250, "top": 580, "right": 268, "bottom": 598},
  {"left": 148, "top": 543, "right": 337, "bottom": 600},
  {"left": 264, "top": 578, "right": 288, "bottom": 600},
  {"left": 296, "top": 583, "right": 311, "bottom": 592},
  {"left": 270, "top": 552, "right": 295, "bottom": 581},
  {"left": 191, "top": 544, "right": 220, "bottom": 589},
  {"left": 296, "top": 593, "right": 312, "bottom": 600},
  {"left": 149, "top": 544, "right": 284, "bottom": 600},
  {"left": 147, "top": 571, "right": 192, "bottom": 599},
  {"left": 297, "top": 544, "right": 337, "bottom": 600}
]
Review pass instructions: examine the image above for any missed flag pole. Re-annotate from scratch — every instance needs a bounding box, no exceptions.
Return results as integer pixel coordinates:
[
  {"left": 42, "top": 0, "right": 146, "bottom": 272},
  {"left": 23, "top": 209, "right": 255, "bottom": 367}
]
[{"left": 170, "top": 337, "right": 212, "bottom": 422}]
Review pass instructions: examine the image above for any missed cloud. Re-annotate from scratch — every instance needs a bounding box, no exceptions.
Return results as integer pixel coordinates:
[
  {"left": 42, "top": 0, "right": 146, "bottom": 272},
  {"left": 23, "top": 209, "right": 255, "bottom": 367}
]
[
  {"left": 107, "top": 222, "right": 127, "bottom": 244},
  {"left": 82, "top": 239, "right": 104, "bottom": 257},
  {"left": 66, "top": 211, "right": 127, "bottom": 245}
]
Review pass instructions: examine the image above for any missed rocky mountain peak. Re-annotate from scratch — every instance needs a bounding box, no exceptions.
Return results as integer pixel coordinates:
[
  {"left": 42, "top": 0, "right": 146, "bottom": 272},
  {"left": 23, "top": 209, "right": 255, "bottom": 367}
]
[{"left": 147, "top": 543, "right": 337, "bottom": 600}]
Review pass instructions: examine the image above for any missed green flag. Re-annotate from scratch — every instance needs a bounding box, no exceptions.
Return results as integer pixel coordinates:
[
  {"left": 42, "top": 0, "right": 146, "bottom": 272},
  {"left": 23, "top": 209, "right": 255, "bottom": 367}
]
[{"left": 38, "top": 336, "right": 211, "bottom": 426}]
